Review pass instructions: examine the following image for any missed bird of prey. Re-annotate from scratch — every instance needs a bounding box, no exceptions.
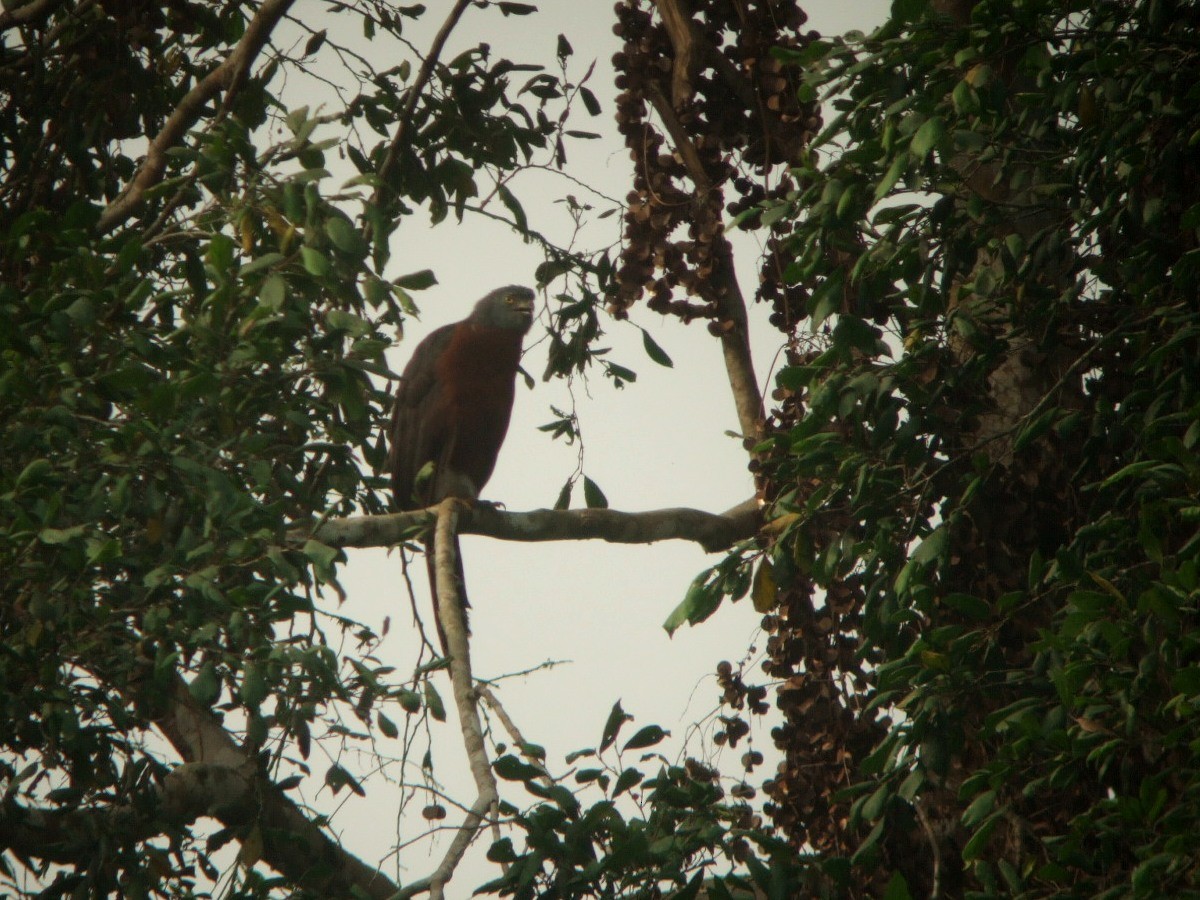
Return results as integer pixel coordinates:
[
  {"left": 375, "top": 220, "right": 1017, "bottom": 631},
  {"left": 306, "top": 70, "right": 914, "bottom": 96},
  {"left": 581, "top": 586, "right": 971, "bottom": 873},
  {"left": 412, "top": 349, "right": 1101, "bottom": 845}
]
[{"left": 387, "top": 285, "right": 535, "bottom": 653}]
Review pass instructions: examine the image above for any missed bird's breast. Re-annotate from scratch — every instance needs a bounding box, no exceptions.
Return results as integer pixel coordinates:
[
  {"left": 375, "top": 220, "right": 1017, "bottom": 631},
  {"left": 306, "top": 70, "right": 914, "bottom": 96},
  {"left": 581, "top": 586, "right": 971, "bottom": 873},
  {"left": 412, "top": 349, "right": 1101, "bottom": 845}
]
[{"left": 435, "top": 325, "right": 524, "bottom": 404}]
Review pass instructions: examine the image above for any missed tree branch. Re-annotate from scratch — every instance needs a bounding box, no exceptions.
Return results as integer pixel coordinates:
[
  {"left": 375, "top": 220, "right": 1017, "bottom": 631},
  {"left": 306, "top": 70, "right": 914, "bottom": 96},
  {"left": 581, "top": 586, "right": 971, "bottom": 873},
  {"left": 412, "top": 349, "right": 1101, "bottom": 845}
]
[
  {"left": 425, "top": 499, "right": 499, "bottom": 899},
  {"left": 1, "top": 763, "right": 253, "bottom": 864},
  {"left": 710, "top": 239, "right": 768, "bottom": 444},
  {"left": 1, "top": 746, "right": 397, "bottom": 900},
  {"left": 96, "top": 0, "right": 295, "bottom": 233},
  {"left": 299, "top": 499, "right": 760, "bottom": 554},
  {"left": 646, "top": 0, "right": 766, "bottom": 443},
  {"left": 149, "top": 676, "right": 398, "bottom": 899},
  {"left": 0, "top": 0, "right": 62, "bottom": 30}
]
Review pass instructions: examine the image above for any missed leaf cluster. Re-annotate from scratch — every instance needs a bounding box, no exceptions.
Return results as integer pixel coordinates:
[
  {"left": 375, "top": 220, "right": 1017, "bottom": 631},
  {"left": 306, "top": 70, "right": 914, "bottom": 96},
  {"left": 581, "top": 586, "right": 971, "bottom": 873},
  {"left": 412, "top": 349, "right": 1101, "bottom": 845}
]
[{"left": 479, "top": 703, "right": 811, "bottom": 899}]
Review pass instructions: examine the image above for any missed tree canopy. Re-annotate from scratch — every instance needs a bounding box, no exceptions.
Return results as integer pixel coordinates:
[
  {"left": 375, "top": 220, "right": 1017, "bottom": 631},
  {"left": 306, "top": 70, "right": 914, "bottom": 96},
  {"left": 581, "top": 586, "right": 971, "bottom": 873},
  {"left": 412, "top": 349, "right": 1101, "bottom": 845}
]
[{"left": 3, "top": 0, "right": 1200, "bottom": 897}]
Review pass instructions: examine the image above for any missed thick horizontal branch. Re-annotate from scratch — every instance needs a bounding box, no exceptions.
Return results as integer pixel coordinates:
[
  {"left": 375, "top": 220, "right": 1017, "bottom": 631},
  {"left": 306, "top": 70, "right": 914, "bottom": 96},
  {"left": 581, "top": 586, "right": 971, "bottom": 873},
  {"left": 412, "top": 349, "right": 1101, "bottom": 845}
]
[{"left": 302, "top": 499, "right": 761, "bottom": 554}]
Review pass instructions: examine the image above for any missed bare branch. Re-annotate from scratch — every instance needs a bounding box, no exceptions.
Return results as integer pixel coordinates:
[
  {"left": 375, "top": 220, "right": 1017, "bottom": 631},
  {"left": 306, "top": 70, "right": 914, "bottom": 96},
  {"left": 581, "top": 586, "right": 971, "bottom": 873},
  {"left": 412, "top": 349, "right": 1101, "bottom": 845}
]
[
  {"left": 96, "top": 0, "right": 296, "bottom": 233},
  {"left": 300, "top": 499, "right": 760, "bottom": 554},
  {"left": 653, "top": 0, "right": 700, "bottom": 108},
  {"left": 710, "top": 238, "right": 768, "bottom": 444}
]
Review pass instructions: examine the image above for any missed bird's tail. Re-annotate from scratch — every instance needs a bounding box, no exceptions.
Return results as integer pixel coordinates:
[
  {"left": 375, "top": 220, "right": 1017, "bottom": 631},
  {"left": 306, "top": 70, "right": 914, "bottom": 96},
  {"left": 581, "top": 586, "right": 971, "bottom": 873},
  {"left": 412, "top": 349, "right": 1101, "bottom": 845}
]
[{"left": 423, "top": 532, "right": 470, "bottom": 656}]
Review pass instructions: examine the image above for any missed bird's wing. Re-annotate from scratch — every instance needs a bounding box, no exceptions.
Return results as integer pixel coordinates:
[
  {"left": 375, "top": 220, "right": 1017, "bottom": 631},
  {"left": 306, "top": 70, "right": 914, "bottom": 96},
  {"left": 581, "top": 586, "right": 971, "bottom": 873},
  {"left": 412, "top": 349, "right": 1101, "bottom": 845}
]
[{"left": 388, "top": 323, "right": 456, "bottom": 509}]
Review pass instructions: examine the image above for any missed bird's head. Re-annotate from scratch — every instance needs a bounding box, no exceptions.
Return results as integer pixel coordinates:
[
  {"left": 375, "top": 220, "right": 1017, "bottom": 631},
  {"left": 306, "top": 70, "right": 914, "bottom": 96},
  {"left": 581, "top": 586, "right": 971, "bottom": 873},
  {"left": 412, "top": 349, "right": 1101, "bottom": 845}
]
[{"left": 470, "top": 285, "right": 536, "bottom": 333}]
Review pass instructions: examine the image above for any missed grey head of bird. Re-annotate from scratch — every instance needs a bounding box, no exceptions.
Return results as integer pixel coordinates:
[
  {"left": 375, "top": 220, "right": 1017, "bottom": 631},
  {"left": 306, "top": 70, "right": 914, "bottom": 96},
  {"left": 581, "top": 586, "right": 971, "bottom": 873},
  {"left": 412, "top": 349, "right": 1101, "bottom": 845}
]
[{"left": 469, "top": 285, "right": 536, "bottom": 333}]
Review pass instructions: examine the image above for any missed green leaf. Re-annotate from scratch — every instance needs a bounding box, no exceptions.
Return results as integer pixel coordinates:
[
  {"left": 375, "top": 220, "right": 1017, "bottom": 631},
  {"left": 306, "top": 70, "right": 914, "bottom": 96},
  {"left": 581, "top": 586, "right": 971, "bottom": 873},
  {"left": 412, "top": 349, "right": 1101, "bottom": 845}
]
[
  {"left": 554, "top": 479, "right": 573, "bottom": 510},
  {"left": 612, "top": 766, "right": 643, "bottom": 797},
  {"left": 39, "top": 525, "right": 86, "bottom": 545},
  {"left": 324, "top": 215, "right": 364, "bottom": 255},
  {"left": 663, "top": 573, "right": 722, "bottom": 634},
  {"left": 189, "top": 663, "right": 222, "bottom": 706},
  {"left": 1172, "top": 667, "right": 1200, "bottom": 694},
  {"left": 942, "top": 593, "right": 990, "bottom": 619},
  {"left": 424, "top": 681, "right": 446, "bottom": 721},
  {"left": 15, "top": 458, "right": 52, "bottom": 487},
  {"left": 961, "top": 789, "right": 996, "bottom": 827},
  {"left": 623, "top": 725, "right": 668, "bottom": 751},
  {"left": 891, "top": 0, "right": 928, "bottom": 23},
  {"left": 518, "top": 741, "right": 546, "bottom": 761},
  {"left": 874, "top": 154, "right": 908, "bottom": 202},
  {"left": 377, "top": 712, "right": 398, "bottom": 738},
  {"left": 325, "top": 763, "right": 366, "bottom": 796},
  {"left": 325, "top": 309, "right": 371, "bottom": 336},
  {"left": 302, "top": 539, "right": 340, "bottom": 572},
  {"left": 241, "top": 252, "right": 285, "bottom": 275},
  {"left": 809, "top": 273, "right": 843, "bottom": 327},
  {"left": 583, "top": 476, "right": 608, "bottom": 509},
  {"left": 599, "top": 701, "right": 630, "bottom": 752},
  {"left": 240, "top": 662, "right": 268, "bottom": 708},
  {"left": 300, "top": 246, "right": 331, "bottom": 277},
  {"left": 883, "top": 872, "right": 914, "bottom": 900},
  {"left": 910, "top": 117, "right": 945, "bottom": 158},
  {"left": 911, "top": 525, "right": 947, "bottom": 565},
  {"left": 580, "top": 86, "right": 602, "bottom": 116},
  {"left": 951, "top": 80, "right": 978, "bottom": 115},
  {"left": 493, "top": 754, "right": 544, "bottom": 782},
  {"left": 497, "top": 183, "right": 528, "bottom": 234},
  {"left": 605, "top": 361, "right": 637, "bottom": 384},
  {"left": 393, "top": 269, "right": 438, "bottom": 290},
  {"left": 260, "top": 273, "right": 286, "bottom": 310},
  {"left": 1013, "top": 407, "right": 1058, "bottom": 453},
  {"left": 1099, "top": 459, "right": 1156, "bottom": 489},
  {"left": 861, "top": 782, "right": 891, "bottom": 820},
  {"left": 962, "top": 810, "right": 1003, "bottom": 861},
  {"left": 303, "top": 29, "right": 327, "bottom": 57},
  {"left": 760, "top": 201, "right": 791, "bottom": 228},
  {"left": 487, "top": 837, "right": 518, "bottom": 863},
  {"left": 640, "top": 328, "right": 674, "bottom": 367}
]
